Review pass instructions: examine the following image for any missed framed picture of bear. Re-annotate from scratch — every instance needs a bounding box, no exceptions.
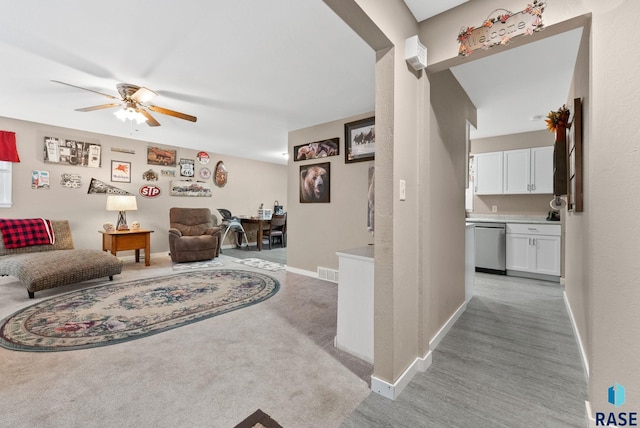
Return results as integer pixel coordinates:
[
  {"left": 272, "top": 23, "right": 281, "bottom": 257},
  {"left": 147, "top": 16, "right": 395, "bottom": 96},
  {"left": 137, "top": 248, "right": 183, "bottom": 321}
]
[
  {"left": 345, "top": 116, "right": 375, "bottom": 163},
  {"left": 300, "top": 162, "right": 330, "bottom": 203}
]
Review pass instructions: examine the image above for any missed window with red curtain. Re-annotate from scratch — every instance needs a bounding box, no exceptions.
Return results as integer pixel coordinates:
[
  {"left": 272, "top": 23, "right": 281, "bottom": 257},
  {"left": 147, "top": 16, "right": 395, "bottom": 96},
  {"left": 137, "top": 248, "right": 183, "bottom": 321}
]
[{"left": 0, "top": 131, "right": 20, "bottom": 162}]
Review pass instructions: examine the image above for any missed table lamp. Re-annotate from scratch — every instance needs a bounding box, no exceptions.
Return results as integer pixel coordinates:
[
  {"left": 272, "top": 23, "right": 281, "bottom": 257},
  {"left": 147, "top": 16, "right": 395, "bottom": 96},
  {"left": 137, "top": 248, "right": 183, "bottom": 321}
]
[{"left": 106, "top": 195, "right": 137, "bottom": 231}]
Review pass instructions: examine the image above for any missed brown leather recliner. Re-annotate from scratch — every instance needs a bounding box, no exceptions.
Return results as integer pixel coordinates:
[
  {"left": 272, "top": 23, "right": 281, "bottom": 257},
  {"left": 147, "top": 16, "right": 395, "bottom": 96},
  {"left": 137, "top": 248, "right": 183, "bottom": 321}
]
[{"left": 168, "top": 208, "right": 222, "bottom": 263}]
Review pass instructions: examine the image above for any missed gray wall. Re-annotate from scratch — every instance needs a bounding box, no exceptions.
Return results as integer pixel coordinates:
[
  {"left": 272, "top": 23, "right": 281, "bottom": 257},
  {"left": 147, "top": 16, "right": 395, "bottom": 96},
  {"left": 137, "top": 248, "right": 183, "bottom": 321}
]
[
  {"left": 0, "top": 116, "right": 287, "bottom": 254},
  {"left": 411, "top": 0, "right": 640, "bottom": 414},
  {"left": 325, "top": 0, "right": 471, "bottom": 386},
  {"left": 564, "top": 17, "right": 591, "bottom": 383},
  {"left": 287, "top": 113, "right": 374, "bottom": 273}
]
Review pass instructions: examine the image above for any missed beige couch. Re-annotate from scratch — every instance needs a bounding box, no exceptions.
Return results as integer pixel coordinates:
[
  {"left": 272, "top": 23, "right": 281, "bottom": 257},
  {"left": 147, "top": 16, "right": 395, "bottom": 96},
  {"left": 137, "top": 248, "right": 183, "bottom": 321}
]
[{"left": 0, "top": 220, "right": 123, "bottom": 298}]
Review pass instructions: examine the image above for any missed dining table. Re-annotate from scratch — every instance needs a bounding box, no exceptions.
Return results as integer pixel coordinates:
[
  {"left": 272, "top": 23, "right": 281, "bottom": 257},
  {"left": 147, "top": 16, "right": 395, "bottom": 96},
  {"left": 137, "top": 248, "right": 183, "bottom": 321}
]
[{"left": 238, "top": 216, "right": 270, "bottom": 251}]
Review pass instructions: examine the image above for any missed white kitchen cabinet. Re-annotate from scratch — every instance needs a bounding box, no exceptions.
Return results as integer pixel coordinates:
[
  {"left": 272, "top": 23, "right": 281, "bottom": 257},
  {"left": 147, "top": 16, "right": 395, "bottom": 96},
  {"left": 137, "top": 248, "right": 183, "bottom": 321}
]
[
  {"left": 474, "top": 151, "right": 503, "bottom": 195},
  {"left": 506, "top": 223, "right": 561, "bottom": 277},
  {"left": 503, "top": 147, "right": 553, "bottom": 194},
  {"left": 503, "top": 149, "right": 531, "bottom": 194}
]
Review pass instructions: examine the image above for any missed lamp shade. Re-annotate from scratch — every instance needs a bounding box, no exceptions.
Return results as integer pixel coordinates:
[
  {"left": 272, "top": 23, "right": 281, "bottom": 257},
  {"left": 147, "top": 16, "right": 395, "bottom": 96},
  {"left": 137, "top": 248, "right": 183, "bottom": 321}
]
[{"left": 106, "top": 195, "right": 137, "bottom": 211}]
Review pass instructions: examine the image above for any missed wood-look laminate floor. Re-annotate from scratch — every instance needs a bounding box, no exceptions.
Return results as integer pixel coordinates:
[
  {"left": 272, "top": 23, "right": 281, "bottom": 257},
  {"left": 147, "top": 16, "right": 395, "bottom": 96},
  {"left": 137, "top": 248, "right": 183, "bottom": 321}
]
[{"left": 342, "top": 273, "right": 588, "bottom": 428}]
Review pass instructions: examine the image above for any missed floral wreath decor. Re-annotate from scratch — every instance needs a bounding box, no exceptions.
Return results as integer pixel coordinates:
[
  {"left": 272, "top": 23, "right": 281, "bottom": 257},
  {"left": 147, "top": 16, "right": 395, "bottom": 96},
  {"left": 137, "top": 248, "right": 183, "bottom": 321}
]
[
  {"left": 457, "top": 1, "right": 546, "bottom": 56},
  {"left": 545, "top": 105, "right": 571, "bottom": 133}
]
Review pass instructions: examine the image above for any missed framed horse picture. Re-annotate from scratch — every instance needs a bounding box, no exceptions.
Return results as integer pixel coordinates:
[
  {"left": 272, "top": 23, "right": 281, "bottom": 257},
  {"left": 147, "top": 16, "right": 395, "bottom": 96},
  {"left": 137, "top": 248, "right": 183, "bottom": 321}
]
[{"left": 345, "top": 117, "right": 375, "bottom": 163}]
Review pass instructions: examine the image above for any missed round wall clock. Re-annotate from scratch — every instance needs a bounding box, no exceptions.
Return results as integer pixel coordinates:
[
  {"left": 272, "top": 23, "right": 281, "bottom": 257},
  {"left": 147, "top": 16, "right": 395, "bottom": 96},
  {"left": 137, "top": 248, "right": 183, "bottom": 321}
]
[
  {"left": 199, "top": 167, "right": 212, "bottom": 180},
  {"left": 214, "top": 161, "right": 228, "bottom": 187}
]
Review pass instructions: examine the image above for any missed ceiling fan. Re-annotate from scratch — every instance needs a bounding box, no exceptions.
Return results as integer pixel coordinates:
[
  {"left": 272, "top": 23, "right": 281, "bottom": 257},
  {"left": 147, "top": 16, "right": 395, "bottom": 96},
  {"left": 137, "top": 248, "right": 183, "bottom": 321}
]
[{"left": 51, "top": 80, "right": 197, "bottom": 127}]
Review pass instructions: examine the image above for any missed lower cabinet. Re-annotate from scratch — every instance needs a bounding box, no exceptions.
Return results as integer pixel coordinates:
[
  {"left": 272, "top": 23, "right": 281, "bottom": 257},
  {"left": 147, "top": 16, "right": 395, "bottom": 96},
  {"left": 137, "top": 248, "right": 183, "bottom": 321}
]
[
  {"left": 335, "top": 246, "right": 374, "bottom": 364},
  {"left": 506, "top": 223, "right": 561, "bottom": 277}
]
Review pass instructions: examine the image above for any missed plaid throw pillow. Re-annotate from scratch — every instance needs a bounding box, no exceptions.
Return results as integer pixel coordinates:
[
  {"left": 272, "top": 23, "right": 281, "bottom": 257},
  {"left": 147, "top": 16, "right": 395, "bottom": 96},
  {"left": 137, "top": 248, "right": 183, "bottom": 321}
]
[{"left": 0, "top": 218, "right": 55, "bottom": 249}]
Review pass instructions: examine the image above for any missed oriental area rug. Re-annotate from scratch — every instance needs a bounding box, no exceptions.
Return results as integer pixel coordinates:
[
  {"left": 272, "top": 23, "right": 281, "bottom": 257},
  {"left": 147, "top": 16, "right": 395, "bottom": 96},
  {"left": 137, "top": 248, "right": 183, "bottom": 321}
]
[
  {"left": 0, "top": 269, "right": 279, "bottom": 352},
  {"left": 234, "top": 258, "right": 286, "bottom": 272}
]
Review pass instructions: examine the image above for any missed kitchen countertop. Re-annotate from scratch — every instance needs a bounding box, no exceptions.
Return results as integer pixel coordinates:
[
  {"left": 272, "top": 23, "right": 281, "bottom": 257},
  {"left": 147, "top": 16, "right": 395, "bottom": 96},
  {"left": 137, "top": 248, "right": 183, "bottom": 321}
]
[{"left": 465, "top": 215, "right": 559, "bottom": 225}]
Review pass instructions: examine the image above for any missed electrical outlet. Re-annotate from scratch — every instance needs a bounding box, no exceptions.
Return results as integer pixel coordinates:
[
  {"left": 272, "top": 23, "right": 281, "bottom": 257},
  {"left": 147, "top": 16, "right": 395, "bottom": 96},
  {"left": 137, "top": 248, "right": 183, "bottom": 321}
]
[{"left": 492, "top": 205, "right": 498, "bottom": 213}]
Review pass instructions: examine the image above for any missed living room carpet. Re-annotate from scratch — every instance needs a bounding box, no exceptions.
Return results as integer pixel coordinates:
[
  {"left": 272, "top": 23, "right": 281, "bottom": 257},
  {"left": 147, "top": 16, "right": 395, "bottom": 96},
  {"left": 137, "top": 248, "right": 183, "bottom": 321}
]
[{"left": 0, "top": 269, "right": 279, "bottom": 352}]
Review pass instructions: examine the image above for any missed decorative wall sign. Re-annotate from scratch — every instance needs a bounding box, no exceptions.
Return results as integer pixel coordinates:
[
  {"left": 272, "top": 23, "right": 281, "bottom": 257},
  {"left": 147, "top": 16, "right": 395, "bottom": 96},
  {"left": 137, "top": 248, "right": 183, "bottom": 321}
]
[
  {"left": 345, "top": 117, "right": 375, "bottom": 163},
  {"left": 111, "top": 160, "right": 131, "bottom": 183},
  {"left": 147, "top": 146, "right": 177, "bottom": 166},
  {"left": 197, "top": 151, "right": 210, "bottom": 164},
  {"left": 161, "top": 169, "right": 176, "bottom": 177},
  {"left": 31, "top": 170, "right": 50, "bottom": 189},
  {"left": 60, "top": 173, "right": 82, "bottom": 189},
  {"left": 457, "top": 1, "right": 545, "bottom": 57},
  {"left": 214, "top": 161, "right": 228, "bottom": 187},
  {"left": 179, "top": 158, "right": 195, "bottom": 177},
  {"left": 44, "top": 137, "right": 102, "bottom": 167},
  {"left": 142, "top": 169, "right": 158, "bottom": 181},
  {"left": 294, "top": 138, "right": 339, "bottom": 161},
  {"left": 170, "top": 179, "right": 212, "bottom": 197},
  {"left": 87, "top": 178, "right": 132, "bottom": 195},
  {"left": 111, "top": 147, "right": 135, "bottom": 154},
  {"left": 199, "top": 167, "right": 212, "bottom": 180},
  {"left": 140, "top": 184, "right": 161, "bottom": 198}
]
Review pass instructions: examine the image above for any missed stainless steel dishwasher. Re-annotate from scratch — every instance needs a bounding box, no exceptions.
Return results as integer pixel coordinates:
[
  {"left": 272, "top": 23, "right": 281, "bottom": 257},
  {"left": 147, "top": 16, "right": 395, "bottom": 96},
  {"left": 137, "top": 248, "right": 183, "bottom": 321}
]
[{"left": 472, "top": 222, "right": 506, "bottom": 274}]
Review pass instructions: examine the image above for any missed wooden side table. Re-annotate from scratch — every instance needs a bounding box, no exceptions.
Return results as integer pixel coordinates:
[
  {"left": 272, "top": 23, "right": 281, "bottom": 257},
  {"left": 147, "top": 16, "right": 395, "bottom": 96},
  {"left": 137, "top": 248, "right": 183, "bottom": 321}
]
[{"left": 100, "top": 229, "right": 154, "bottom": 266}]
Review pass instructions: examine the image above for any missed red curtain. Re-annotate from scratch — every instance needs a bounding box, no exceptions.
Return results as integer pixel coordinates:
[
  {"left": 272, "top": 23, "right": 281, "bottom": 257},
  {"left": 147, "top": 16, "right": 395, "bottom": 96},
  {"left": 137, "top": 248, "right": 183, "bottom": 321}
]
[{"left": 0, "top": 131, "right": 20, "bottom": 162}]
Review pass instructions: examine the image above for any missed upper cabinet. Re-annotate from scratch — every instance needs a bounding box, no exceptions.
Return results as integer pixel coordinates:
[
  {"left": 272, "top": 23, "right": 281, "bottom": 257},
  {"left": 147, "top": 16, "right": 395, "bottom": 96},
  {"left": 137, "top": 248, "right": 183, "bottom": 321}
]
[
  {"left": 503, "top": 149, "right": 530, "bottom": 194},
  {"left": 474, "top": 151, "right": 503, "bottom": 195},
  {"left": 474, "top": 146, "right": 553, "bottom": 195},
  {"left": 530, "top": 146, "right": 554, "bottom": 194},
  {"left": 503, "top": 147, "right": 553, "bottom": 194}
]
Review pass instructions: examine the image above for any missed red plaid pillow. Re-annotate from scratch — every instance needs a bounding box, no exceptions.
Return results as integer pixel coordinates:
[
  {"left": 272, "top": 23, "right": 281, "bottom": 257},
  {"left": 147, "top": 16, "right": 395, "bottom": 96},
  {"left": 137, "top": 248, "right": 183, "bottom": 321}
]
[{"left": 0, "top": 218, "right": 55, "bottom": 249}]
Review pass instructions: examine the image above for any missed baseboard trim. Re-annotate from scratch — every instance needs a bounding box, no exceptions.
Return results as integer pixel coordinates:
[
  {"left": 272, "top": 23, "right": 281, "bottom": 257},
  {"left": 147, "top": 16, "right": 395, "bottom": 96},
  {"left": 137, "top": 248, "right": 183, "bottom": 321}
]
[
  {"left": 371, "top": 351, "right": 432, "bottom": 400},
  {"left": 118, "top": 252, "right": 167, "bottom": 262},
  {"left": 285, "top": 266, "right": 318, "bottom": 279},
  {"left": 585, "top": 401, "right": 596, "bottom": 427},
  {"left": 563, "top": 290, "right": 590, "bottom": 379},
  {"left": 429, "top": 300, "right": 467, "bottom": 350},
  {"left": 220, "top": 243, "right": 256, "bottom": 250}
]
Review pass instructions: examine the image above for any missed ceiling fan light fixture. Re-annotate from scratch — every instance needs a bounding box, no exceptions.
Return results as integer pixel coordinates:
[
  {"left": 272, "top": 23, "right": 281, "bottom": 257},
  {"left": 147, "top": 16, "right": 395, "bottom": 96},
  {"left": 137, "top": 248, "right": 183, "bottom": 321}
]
[{"left": 114, "top": 102, "right": 147, "bottom": 124}]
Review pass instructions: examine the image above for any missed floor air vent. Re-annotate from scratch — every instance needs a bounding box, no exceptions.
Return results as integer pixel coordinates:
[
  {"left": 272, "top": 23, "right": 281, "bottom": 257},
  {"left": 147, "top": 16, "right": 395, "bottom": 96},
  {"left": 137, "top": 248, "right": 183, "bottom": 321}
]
[{"left": 317, "top": 267, "right": 339, "bottom": 283}]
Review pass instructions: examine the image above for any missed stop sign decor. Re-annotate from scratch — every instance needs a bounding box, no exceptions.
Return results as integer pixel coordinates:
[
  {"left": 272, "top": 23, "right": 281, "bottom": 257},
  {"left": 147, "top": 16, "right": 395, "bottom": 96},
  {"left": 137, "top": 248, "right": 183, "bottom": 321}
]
[{"left": 140, "top": 184, "right": 161, "bottom": 198}]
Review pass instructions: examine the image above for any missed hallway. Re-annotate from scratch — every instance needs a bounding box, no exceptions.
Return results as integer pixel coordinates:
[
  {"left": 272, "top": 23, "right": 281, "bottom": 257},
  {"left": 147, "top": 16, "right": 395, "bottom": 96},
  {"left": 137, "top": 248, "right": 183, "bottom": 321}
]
[{"left": 342, "top": 273, "right": 587, "bottom": 427}]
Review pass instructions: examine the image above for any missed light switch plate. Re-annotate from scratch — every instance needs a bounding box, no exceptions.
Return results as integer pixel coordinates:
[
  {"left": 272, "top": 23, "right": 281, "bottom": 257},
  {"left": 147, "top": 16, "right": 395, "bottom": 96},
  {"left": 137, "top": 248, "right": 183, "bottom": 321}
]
[{"left": 400, "top": 180, "right": 406, "bottom": 201}]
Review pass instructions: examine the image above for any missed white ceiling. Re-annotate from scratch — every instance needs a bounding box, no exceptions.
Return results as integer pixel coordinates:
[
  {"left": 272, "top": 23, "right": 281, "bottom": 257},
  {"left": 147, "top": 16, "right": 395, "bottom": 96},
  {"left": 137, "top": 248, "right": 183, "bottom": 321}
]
[
  {"left": 0, "top": 1, "right": 376, "bottom": 165},
  {"left": 403, "top": 0, "right": 470, "bottom": 21},
  {"left": 450, "top": 27, "right": 583, "bottom": 139},
  {"left": 0, "top": 1, "right": 581, "bottom": 165}
]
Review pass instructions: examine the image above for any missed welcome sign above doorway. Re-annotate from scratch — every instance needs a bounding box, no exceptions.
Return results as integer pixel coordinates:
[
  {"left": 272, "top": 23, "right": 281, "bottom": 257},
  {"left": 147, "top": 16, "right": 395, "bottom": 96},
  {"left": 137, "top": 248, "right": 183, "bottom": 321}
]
[{"left": 457, "top": 0, "right": 546, "bottom": 56}]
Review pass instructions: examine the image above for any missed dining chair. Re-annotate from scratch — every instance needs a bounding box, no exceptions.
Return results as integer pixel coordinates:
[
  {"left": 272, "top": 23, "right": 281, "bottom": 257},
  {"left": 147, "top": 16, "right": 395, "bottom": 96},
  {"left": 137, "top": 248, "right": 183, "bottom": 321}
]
[{"left": 262, "top": 213, "right": 287, "bottom": 250}]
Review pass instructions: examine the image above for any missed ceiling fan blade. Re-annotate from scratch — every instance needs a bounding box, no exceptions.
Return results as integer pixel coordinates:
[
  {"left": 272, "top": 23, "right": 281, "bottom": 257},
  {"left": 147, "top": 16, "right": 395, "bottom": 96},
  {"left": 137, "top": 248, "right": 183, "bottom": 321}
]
[
  {"left": 147, "top": 105, "right": 197, "bottom": 122},
  {"left": 130, "top": 87, "right": 157, "bottom": 104},
  {"left": 138, "top": 108, "right": 161, "bottom": 127},
  {"left": 75, "top": 103, "right": 121, "bottom": 112},
  {"left": 51, "top": 80, "right": 120, "bottom": 100}
]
